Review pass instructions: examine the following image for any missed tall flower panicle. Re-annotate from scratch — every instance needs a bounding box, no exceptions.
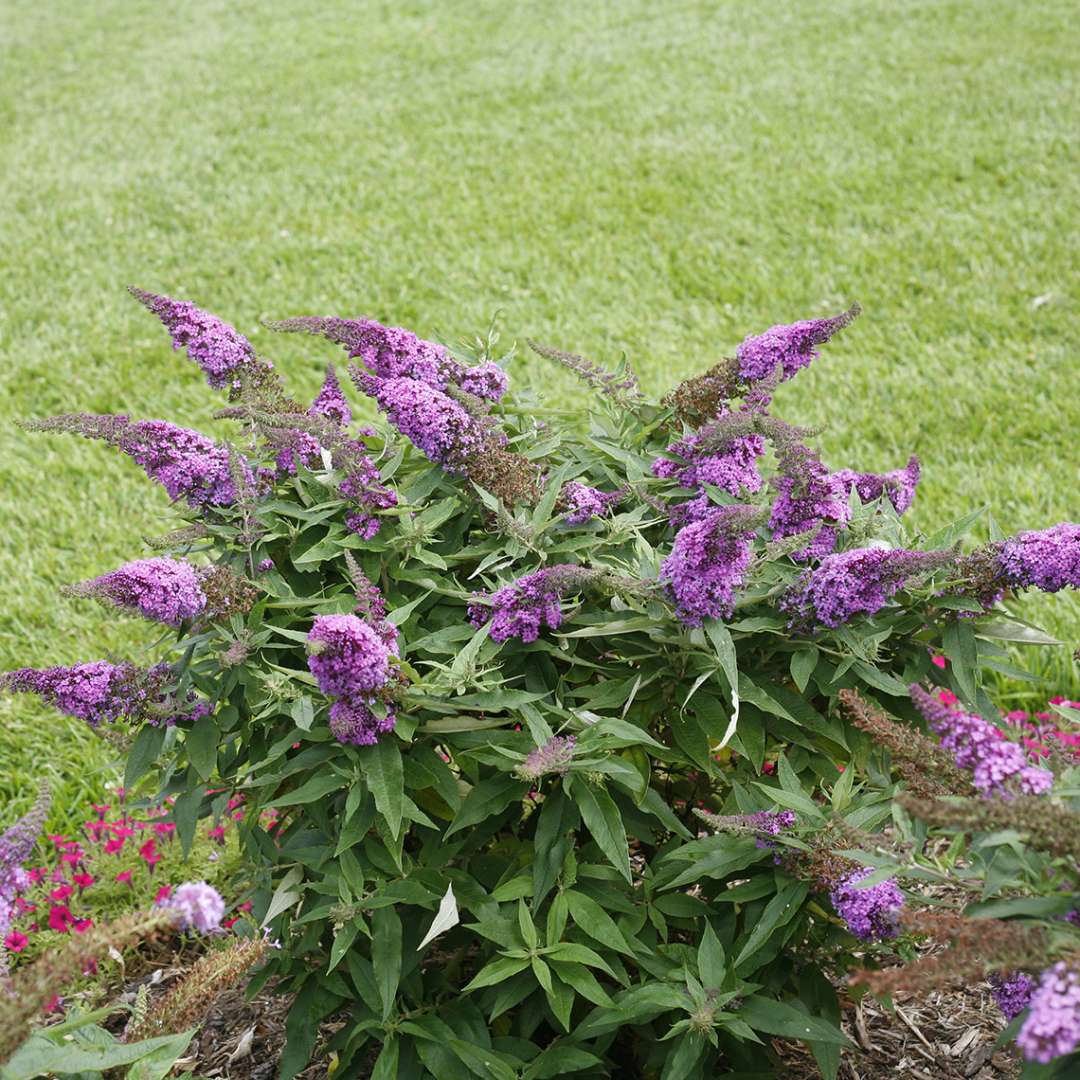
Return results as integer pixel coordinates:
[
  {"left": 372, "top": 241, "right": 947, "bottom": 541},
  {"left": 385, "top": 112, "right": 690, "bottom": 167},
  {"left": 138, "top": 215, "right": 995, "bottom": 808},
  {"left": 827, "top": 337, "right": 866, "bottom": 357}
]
[
  {"left": 767, "top": 434, "right": 852, "bottom": 560},
  {"left": 990, "top": 971, "right": 1036, "bottom": 1020},
  {"left": 783, "top": 547, "right": 954, "bottom": 628},
  {"left": 156, "top": 880, "right": 225, "bottom": 934},
  {"left": 0, "top": 662, "right": 171, "bottom": 728},
  {"left": 661, "top": 505, "right": 761, "bottom": 625},
  {"left": 909, "top": 685, "right": 1055, "bottom": 799},
  {"left": 736, "top": 304, "right": 860, "bottom": 385},
  {"left": 65, "top": 558, "right": 207, "bottom": 626},
  {"left": 335, "top": 440, "right": 398, "bottom": 539},
  {"left": 1016, "top": 963, "right": 1080, "bottom": 1063},
  {"left": 343, "top": 553, "right": 398, "bottom": 647},
  {"left": 129, "top": 287, "right": 263, "bottom": 391},
  {"left": 652, "top": 421, "right": 766, "bottom": 526},
  {"left": 307, "top": 614, "right": 391, "bottom": 698},
  {"left": 696, "top": 808, "right": 796, "bottom": 840},
  {"left": 526, "top": 339, "right": 642, "bottom": 408},
  {"left": 469, "top": 565, "right": 600, "bottom": 643},
  {"left": 459, "top": 362, "right": 509, "bottom": 402},
  {"left": 835, "top": 455, "right": 921, "bottom": 515},
  {"left": 515, "top": 735, "right": 576, "bottom": 782},
  {"left": 996, "top": 523, "right": 1080, "bottom": 594},
  {"left": 0, "top": 783, "right": 50, "bottom": 881},
  {"left": 308, "top": 364, "right": 352, "bottom": 426},
  {"left": 829, "top": 867, "right": 904, "bottom": 941},
  {"left": 562, "top": 482, "right": 624, "bottom": 525}
]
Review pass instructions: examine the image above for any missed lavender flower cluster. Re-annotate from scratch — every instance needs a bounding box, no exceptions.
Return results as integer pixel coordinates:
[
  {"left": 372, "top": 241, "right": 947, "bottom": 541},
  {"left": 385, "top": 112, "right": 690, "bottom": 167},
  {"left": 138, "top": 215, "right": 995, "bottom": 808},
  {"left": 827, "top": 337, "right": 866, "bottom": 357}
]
[
  {"left": 783, "top": 548, "right": 953, "bottom": 628},
  {"left": 156, "top": 880, "right": 226, "bottom": 934},
  {"left": 767, "top": 441, "right": 853, "bottom": 561},
  {"left": 834, "top": 456, "right": 921, "bottom": 516},
  {"left": 562, "top": 482, "right": 624, "bottom": 525},
  {"left": 990, "top": 971, "right": 1036, "bottom": 1020},
  {"left": 515, "top": 735, "right": 577, "bottom": 782},
  {"left": 996, "top": 523, "right": 1080, "bottom": 595},
  {"left": 661, "top": 506, "right": 760, "bottom": 625},
  {"left": 910, "top": 685, "right": 1054, "bottom": 798},
  {"left": 829, "top": 867, "right": 905, "bottom": 941},
  {"left": 0, "top": 784, "right": 49, "bottom": 969},
  {"left": 307, "top": 613, "right": 398, "bottom": 745},
  {"left": 736, "top": 305, "right": 859, "bottom": 386},
  {"left": 130, "top": 288, "right": 263, "bottom": 391},
  {"left": 67, "top": 557, "right": 207, "bottom": 626},
  {"left": 469, "top": 565, "right": 599, "bottom": 643},
  {"left": 1016, "top": 963, "right": 1080, "bottom": 1063}
]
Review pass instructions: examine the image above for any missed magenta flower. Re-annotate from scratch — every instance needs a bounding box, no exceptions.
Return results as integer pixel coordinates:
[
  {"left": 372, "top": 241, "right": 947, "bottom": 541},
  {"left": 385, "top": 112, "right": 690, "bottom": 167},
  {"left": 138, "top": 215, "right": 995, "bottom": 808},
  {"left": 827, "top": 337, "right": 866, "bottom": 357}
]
[
  {"left": 997, "top": 523, "right": 1080, "bottom": 594},
  {"left": 459, "top": 362, "right": 509, "bottom": 401},
  {"left": 67, "top": 557, "right": 207, "bottom": 626},
  {"left": 328, "top": 698, "right": 396, "bottom": 746},
  {"left": 990, "top": 971, "right": 1036, "bottom": 1020},
  {"left": 307, "top": 614, "right": 392, "bottom": 698},
  {"left": 129, "top": 287, "right": 261, "bottom": 391},
  {"left": 308, "top": 364, "right": 352, "bottom": 426}
]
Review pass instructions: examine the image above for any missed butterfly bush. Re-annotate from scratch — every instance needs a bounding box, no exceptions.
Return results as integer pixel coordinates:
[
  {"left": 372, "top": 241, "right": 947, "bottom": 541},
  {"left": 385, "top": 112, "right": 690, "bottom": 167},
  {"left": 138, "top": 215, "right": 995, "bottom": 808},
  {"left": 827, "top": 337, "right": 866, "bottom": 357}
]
[{"left": 6, "top": 285, "right": 1080, "bottom": 1077}]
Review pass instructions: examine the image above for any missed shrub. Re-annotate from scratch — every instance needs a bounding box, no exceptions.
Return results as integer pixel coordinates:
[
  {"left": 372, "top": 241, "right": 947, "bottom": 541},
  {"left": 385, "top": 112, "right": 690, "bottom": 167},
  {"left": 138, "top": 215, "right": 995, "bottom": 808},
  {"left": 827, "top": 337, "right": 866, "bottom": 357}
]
[{"left": 4, "top": 289, "right": 1079, "bottom": 1077}]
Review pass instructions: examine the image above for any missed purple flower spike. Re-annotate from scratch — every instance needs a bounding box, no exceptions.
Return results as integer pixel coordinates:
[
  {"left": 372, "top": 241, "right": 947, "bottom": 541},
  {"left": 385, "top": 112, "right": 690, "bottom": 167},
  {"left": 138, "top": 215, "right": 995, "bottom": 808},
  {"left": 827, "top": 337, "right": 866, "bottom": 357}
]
[
  {"left": 129, "top": 288, "right": 260, "bottom": 391},
  {"left": 736, "top": 304, "right": 859, "bottom": 385},
  {"left": 562, "top": 482, "right": 624, "bottom": 525},
  {"left": 309, "top": 365, "right": 353, "bottom": 426},
  {"left": 990, "top": 971, "right": 1036, "bottom": 1021},
  {"left": 997, "top": 523, "right": 1080, "bottom": 594},
  {"left": 68, "top": 557, "right": 207, "bottom": 626},
  {"left": 835, "top": 455, "right": 921, "bottom": 515},
  {"left": 661, "top": 505, "right": 760, "bottom": 625},
  {"left": 470, "top": 565, "right": 599, "bottom": 643},
  {"left": 1016, "top": 963, "right": 1080, "bottom": 1063},
  {"left": 783, "top": 547, "right": 953, "bottom": 628},
  {"left": 459, "top": 362, "right": 509, "bottom": 402},
  {"left": 515, "top": 735, "right": 576, "bottom": 782},
  {"left": 158, "top": 881, "right": 226, "bottom": 934},
  {"left": 307, "top": 614, "right": 391, "bottom": 697},
  {"left": 829, "top": 867, "right": 904, "bottom": 941}
]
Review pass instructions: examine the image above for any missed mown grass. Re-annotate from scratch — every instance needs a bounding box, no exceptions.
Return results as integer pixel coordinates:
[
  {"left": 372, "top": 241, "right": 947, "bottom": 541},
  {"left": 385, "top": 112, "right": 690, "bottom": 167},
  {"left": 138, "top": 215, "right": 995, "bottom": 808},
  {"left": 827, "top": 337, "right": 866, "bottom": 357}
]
[{"left": 1, "top": 0, "right": 1077, "bottom": 822}]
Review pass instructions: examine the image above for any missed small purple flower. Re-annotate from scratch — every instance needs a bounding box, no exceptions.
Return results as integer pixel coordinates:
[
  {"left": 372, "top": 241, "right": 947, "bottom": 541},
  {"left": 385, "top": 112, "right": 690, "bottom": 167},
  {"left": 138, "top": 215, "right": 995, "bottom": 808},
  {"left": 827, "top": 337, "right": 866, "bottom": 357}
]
[
  {"left": 768, "top": 448, "right": 852, "bottom": 561},
  {"left": 990, "top": 971, "right": 1036, "bottom": 1021},
  {"left": 257, "top": 558, "right": 274, "bottom": 572},
  {"left": 129, "top": 288, "right": 261, "bottom": 391},
  {"left": 783, "top": 548, "right": 954, "bottom": 628},
  {"left": 829, "top": 867, "right": 904, "bottom": 941},
  {"left": 562, "top": 482, "right": 624, "bottom": 525},
  {"left": 736, "top": 305, "right": 859, "bottom": 384},
  {"left": 469, "top": 565, "right": 599, "bottom": 643},
  {"left": 308, "top": 365, "right": 352, "bottom": 426},
  {"left": 68, "top": 558, "right": 207, "bottom": 626},
  {"left": 328, "top": 697, "right": 396, "bottom": 746},
  {"left": 459, "top": 362, "right": 510, "bottom": 402},
  {"left": 909, "top": 686, "right": 1056, "bottom": 799},
  {"left": 158, "top": 880, "right": 225, "bottom": 933},
  {"left": 515, "top": 735, "right": 576, "bottom": 782},
  {"left": 0, "top": 783, "right": 50, "bottom": 926},
  {"left": 661, "top": 505, "right": 760, "bottom": 625},
  {"left": 307, "top": 615, "right": 391, "bottom": 697},
  {"left": 0, "top": 662, "right": 171, "bottom": 728},
  {"left": 834, "top": 455, "right": 921, "bottom": 515},
  {"left": 1016, "top": 963, "right": 1080, "bottom": 1063}
]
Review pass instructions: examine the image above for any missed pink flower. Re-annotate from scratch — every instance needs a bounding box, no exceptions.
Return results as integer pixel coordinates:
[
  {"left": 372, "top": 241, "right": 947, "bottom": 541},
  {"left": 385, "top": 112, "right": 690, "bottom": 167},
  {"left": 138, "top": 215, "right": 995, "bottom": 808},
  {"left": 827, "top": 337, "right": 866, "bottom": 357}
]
[
  {"left": 938, "top": 689, "right": 959, "bottom": 706},
  {"left": 762, "top": 761, "right": 777, "bottom": 775},
  {"left": 155, "top": 885, "right": 173, "bottom": 902},
  {"left": 153, "top": 822, "right": 175, "bottom": 838},
  {"left": 72, "top": 873, "right": 94, "bottom": 890},
  {"left": 48, "top": 905, "right": 74, "bottom": 933},
  {"left": 73, "top": 919, "right": 93, "bottom": 934},
  {"left": 91, "top": 804, "right": 110, "bottom": 820},
  {"left": 930, "top": 654, "right": 947, "bottom": 669},
  {"left": 207, "top": 826, "right": 226, "bottom": 845},
  {"left": 27, "top": 868, "right": 46, "bottom": 884},
  {"left": 50, "top": 885, "right": 73, "bottom": 902},
  {"left": 15, "top": 898, "right": 36, "bottom": 914},
  {"left": 115, "top": 871, "right": 133, "bottom": 886},
  {"left": 104, "top": 838, "right": 124, "bottom": 855},
  {"left": 4, "top": 931, "right": 28, "bottom": 952},
  {"left": 237, "top": 901, "right": 253, "bottom": 913}
]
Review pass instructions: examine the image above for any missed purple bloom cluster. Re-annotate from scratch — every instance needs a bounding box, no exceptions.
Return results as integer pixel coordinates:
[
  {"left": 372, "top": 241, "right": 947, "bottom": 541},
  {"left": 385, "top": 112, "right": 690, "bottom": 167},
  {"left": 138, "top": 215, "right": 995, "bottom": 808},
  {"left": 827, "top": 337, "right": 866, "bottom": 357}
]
[
  {"left": 308, "top": 365, "right": 352, "bottom": 426},
  {"left": 768, "top": 441, "right": 852, "bottom": 560},
  {"left": 990, "top": 971, "right": 1036, "bottom": 1021},
  {"left": 69, "top": 557, "right": 207, "bottom": 626},
  {"left": 652, "top": 422, "right": 766, "bottom": 526},
  {"left": 459, "top": 362, "right": 510, "bottom": 402},
  {"left": 661, "top": 505, "right": 759, "bottom": 625},
  {"left": 354, "top": 374, "right": 484, "bottom": 472},
  {"left": 157, "top": 880, "right": 226, "bottom": 934},
  {"left": 130, "top": 288, "right": 260, "bottom": 391},
  {"left": 515, "top": 735, "right": 577, "bottom": 782},
  {"left": 469, "top": 565, "right": 598, "bottom": 643},
  {"left": 736, "top": 305, "right": 859, "bottom": 385},
  {"left": 0, "top": 661, "right": 171, "bottom": 728},
  {"left": 0, "top": 784, "right": 50, "bottom": 962},
  {"left": 996, "top": 523, "right": 1080, "bottom": 594},
  {"left": 910, "top": 685, "right": 1055, "bottom": 799},
  {"left": 119, "top": 419, "right": 246, "bottom": 509},
  {"left": 783, "top": 547, "right": 952, "bottom": 628},
  {"left": 307, "top": 614, "right": 397, "bottom": 745},
  {"left": 835, "top": 455, "right": 921, "bottom": 515},
  {"left": 562, "top": 482, "right": 623, "bottom": 525},
  {"left": 1016, "top": 963, "right": 1080, "bottom": 1064},
  {"left": 829, "top": 867, "right": 904, "bottom": 941},
  {"left": 337, "top": 443, "right": 398, "bottom": 539}
]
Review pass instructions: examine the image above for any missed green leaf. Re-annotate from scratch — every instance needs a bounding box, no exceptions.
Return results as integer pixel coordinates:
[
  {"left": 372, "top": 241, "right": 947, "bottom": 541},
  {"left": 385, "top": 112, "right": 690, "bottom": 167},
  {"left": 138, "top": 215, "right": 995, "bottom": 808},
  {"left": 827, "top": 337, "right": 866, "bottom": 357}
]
[
  {"left": 124, "top": 724, "right": 166, "bottom": 790},
  {"left": 186, "top": 711, "right": 219, "bottom": 781},
  {"left": 697, "top": 921, "right": 726, "bottom": 988},
  {"left": 372, "top": 905, "right": 402, "bottom": 1021},
  {"left": 944, "top": 619, "right": 979, "bottom": 704},
  {"left": 362, "top": 738, "right": 404, "bottom": 840},
  {"left": 517, "top": 899, "right": 538, "bottom": 949},
  {"left": 565, "top": 889, "right": 634, "bottom": 956},
  {"left": 739, "top": 995, "right": 852, "bottom": 1046},
  {"left": 445, "top": 775, "right": 522, "bottom": 839},
  {"left": 789, "top": 648, "right": 819, "bottom": 694},
  {"left": 735, "top": 878, "right": 810, "bottom": 969},
  {"left": 172, "top": 786, "right": 203, "bottom": 857},
  {"left": 544, "top": 941, "right": 620, "bottom": 979},
  {"left": 661, "top": 1033, "right": 706, "bottom": 1079},
  {"left": 370, "top": 1037, "right": 400, "bottom": 1080},
  {"left": 524, "top": 1044, "right": 604, "bottom": 1080},
  {"left": 463, "top": 955, "right": 531, "bottom": 992},
  {"left": 267, "top": 770, "right": 344, "bottom": 809},
  {"left": 570, "top": 778, "right": 631, "bottom": 883},
  {"left": 548, "top": 959, "right": 614, "bottom": 1007}
]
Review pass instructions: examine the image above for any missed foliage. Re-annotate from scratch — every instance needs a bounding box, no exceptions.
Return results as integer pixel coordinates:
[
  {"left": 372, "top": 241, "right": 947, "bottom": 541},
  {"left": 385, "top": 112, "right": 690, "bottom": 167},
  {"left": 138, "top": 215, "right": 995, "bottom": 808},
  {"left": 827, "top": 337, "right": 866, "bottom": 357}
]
[{"left": 5, "top": 290, "right": 1080, "bottom": 1077}]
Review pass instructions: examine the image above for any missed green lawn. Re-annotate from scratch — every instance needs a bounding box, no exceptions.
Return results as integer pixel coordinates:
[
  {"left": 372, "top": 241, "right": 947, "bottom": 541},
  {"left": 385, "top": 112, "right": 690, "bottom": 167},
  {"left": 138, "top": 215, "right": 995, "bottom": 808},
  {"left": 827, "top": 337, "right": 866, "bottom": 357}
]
[{"left": 1, "top": 0, "right": 1078, "bottom": 820}]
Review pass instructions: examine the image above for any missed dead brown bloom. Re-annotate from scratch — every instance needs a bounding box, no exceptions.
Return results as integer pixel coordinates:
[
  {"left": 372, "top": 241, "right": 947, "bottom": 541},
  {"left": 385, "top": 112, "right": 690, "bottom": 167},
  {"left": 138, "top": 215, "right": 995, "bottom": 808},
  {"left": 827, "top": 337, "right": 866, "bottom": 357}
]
[
  {"left": 526, "top": 339, "right": 642, "bottom": 409},
  {"left": 662, "top": 357, "right": 741, "bottom": 424}
]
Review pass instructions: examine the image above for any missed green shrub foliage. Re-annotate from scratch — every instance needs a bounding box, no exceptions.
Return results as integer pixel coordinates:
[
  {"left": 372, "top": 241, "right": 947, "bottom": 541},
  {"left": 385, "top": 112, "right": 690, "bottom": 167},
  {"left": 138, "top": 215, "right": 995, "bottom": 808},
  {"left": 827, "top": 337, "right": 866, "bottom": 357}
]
[{"left": 7, "top": 291, "right": 1080, "bottom": 1078}]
